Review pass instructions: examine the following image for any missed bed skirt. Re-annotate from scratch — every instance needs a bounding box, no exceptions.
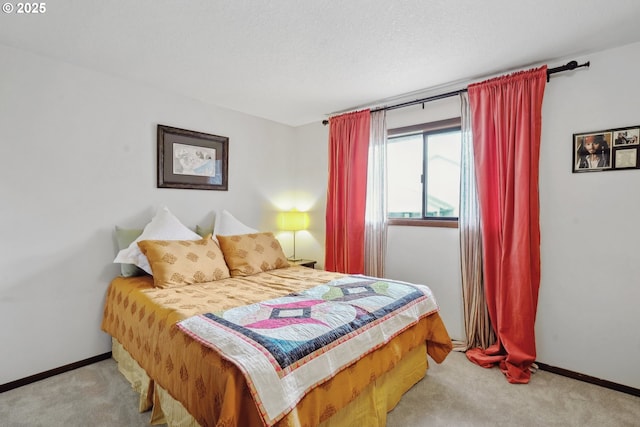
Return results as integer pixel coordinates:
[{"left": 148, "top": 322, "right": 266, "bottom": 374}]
[{"left": 111, "top": 337, "right": 428, "bottom": 427}]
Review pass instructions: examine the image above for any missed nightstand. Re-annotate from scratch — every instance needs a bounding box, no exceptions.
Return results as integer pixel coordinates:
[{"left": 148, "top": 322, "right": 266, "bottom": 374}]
[{"left": 289, "top": 259, "right": 317, "bottom": 269}]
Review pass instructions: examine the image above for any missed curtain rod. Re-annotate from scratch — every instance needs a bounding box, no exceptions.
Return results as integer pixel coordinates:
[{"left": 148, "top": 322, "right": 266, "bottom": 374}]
[{"left": 321, "top": 60, "right": 589, "bottom": 125}]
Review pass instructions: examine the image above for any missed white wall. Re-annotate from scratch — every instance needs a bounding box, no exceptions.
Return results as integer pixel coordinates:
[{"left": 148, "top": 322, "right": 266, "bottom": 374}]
[
  {"left": 386, "top": 225, "right": 463, "bottom": 342},
  {"left": 537, "top": 43, "right": 640, "bottom": 388},
  {"left": 298, "top": 43, "right": 640, "bottom": 390},
  {"left": 287, "top": 123, "right": 330, "bottom": 265},
  {"left": 0, "top": 44, "right": 296, "bottom": 384}
]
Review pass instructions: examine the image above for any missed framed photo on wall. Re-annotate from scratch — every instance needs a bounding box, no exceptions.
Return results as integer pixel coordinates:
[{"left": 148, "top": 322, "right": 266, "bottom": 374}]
[
  {"left": 157, "top": 125, "right": 229, "bottom": 190},
  {"left": 573, "top": 125, "right": 640, "bottom": 173}
]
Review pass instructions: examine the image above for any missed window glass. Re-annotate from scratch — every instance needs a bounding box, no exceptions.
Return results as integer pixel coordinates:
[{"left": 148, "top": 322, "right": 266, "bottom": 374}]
[
  {"left": 387, "top": 124, "right": 461, "bottom": 220},
  {"left": 388, "top": 134, "right": 423, "bottom": 218},
  {"left": 425, "top": 130, "right": 461, "bottom": 218}
]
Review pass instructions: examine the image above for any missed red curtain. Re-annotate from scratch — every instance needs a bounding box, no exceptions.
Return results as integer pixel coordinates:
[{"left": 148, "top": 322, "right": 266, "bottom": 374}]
[
  {"left": 325, "top": 110, "right": 370, "bottom": 273},
  {"left": 465, "top": 66, "right": 547, "bottom": 384}
]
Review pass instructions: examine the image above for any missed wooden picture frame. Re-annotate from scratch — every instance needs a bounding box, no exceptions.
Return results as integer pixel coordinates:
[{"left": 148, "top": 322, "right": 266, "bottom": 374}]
[
  {"left": 573, "top": 125, "right": 640, "bottom": 173},
  {"left": 157, "top": 125, "right": 228, "bottom": 190}
]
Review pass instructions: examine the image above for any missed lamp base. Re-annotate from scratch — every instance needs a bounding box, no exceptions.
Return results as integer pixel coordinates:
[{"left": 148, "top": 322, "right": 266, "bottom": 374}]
[{"left": 288, "top": 257, "right": 303, "bottom": 262}]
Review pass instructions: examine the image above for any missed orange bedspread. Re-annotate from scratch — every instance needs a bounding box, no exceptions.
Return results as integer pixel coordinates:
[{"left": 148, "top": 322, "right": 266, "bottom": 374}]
[{"left": 101, "top": 267, "right": 452, "bottom": 427}]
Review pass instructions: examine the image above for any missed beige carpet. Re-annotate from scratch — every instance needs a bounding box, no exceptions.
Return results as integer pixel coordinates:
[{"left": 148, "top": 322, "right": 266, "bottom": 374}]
[
  {"left": 1, "top": 351, "right": 638, "bottom": 427},
  {"left": 387, "top": 351, "right": 640, "bottom": 427}
]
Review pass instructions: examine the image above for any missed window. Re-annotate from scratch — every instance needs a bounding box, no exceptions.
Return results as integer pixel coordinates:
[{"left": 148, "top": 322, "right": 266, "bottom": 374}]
[{"left": 387, "top": 118, "right": 461, "bottom": 227}]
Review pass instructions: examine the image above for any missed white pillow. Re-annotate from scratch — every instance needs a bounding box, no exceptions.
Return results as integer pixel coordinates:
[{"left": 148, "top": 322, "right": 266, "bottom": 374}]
[
  {"left": 213, "top": 209, "right": 258, "bottom": 237},
  {"left": 113, "top": 206, "right": 201, "bottom": 274}
]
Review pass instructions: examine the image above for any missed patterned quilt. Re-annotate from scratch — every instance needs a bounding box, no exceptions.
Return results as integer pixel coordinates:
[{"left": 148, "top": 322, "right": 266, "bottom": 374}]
[{"left": 176, "top": 275, "right": 440, "bottom": 426}]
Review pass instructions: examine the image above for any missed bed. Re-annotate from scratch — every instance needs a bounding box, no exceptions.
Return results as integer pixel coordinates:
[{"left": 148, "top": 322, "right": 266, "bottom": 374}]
[{"left": 102, "top": 210, "right": 452, "bottom": 427}]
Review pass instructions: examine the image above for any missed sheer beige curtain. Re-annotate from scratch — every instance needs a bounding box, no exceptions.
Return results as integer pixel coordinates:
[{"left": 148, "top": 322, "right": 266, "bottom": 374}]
[
  {"left": 457, "top": 92, "right": 495, "bottom": 351},
  {"left": 364, "top": 110, "right": 387, "bottom": 277}
]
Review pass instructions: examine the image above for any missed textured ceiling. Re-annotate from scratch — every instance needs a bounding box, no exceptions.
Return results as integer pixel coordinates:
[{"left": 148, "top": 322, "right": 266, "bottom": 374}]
[{"left": 2, "top": 0, "right": 640, "bottom": 126}]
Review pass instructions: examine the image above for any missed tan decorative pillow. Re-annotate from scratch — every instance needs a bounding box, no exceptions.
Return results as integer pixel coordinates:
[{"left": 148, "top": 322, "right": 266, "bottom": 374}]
[
  {"left": 217, "top": 232, "right": 289, "bottom": 277},
  {"left": 137, "top": 235, "right": 230, "bottom": 288}
]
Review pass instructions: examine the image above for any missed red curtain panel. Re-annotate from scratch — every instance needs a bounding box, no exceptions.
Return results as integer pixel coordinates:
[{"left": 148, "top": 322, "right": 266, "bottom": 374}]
[
  {"left": 325, "top": 110, "right": 370, "bottom": 274},
  {"left": 465, "top": 66, "right": 547, "bottom": 384}
]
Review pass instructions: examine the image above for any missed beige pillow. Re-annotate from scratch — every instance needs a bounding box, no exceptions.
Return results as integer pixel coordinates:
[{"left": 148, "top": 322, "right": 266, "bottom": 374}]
[
  {"left": 217, "top": 232, "right": 289, "bottom": 277},
  {"left": 137, "top": 235, "right": 230, "bottom": 288}
]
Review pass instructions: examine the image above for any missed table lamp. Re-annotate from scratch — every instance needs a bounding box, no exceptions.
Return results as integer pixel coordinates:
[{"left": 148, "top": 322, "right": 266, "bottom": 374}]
[{"left": 278, "top": 210, "right": 309, "bottom": 261}]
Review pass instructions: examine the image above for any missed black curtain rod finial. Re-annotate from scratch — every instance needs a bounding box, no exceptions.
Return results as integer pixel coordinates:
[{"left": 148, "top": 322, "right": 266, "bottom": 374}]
[
  {"left": 322, "top": 119, "right": 329, "bottom": 126},
  {"left": 546, "top": 60, "right": 590, "bottom": 82}
]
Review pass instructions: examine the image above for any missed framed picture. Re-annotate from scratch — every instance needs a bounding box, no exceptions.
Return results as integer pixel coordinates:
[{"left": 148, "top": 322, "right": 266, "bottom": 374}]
[
  {"left": 573, "top": 125, "right": 640, "bottom": 173},
  {"left": 157, "top": 125, "right": 228, "bottom": 190}
]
